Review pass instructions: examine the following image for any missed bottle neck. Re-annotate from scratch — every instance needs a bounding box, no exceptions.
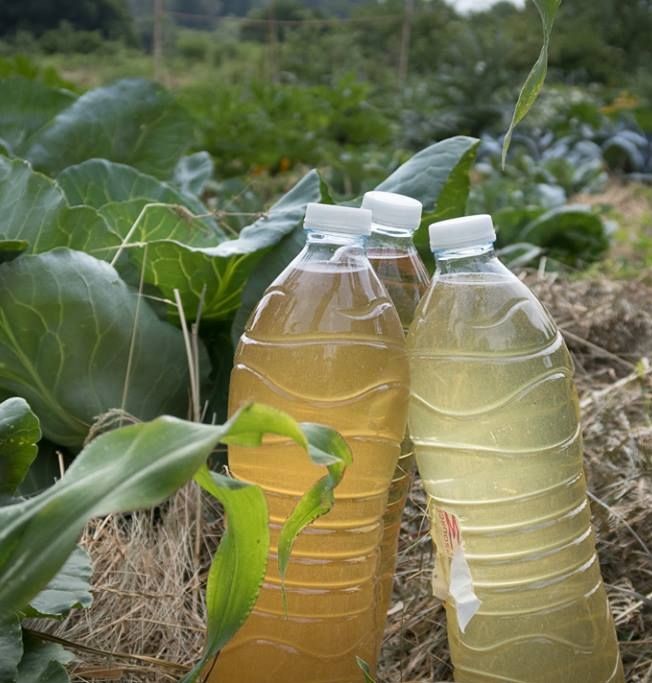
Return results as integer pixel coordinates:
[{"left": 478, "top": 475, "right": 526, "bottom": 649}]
[
  {"left": 433, "top": 242, "right": 498, "bottom": 275},
  {"left": 367, "top": 223, "right": 416, "bottom": 253},
  {"left": 301, "top": 228, "right": 368, "bottom": 265}
]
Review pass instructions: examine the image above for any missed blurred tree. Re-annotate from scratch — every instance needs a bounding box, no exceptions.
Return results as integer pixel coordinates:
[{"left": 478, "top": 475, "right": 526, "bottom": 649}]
[
  {"left": 221, "top": 0, "right": 253, "bottom": 15},
  {"left": 549, "top": 0, "right": 652, "bottom": 84},
  {"left": 171, "top": 0, "right": 222, "bottom": 28},
  {"left": 349, "top": 0, "right": 456, "bottom": 76},
  {"left": 241, "top": 1, "right": 324, "bottom": 42},
  {"left": 0, "top": 0, "right": 135, "bottom": 43}
]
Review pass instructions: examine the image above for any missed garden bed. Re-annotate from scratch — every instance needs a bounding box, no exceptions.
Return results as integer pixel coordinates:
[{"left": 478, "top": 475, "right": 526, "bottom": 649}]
[{"left": 35, "top": 272, "right": 652, "bottom": 683}]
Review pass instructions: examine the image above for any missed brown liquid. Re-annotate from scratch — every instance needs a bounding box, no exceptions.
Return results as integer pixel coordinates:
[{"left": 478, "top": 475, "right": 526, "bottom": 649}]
[
  {"left": 211, "top": 250, "right": 409, "bottom": 683},
  {"left": 368, "top": 246, "right": 430, "bottom": 642}
]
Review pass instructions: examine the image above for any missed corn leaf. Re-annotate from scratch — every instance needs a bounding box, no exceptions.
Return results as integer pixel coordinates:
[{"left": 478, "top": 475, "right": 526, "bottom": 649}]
[
  {"left": 182, "top": 466, "right": 269, "bottom": 683},
  {"left": 356, "top": 656, "right": 377, "bottom": 683},
  {"left": 502, "top": 0, "right": 561, "bottom": 166},
  {"left": 0, "top": 403, "right": 349, "bottom": 683},
  {"left": 277, "top": 424, "right": 352, "bottom": 581},
  {"left": 182, "top": 405, "right": 351, "bottom": 681}
]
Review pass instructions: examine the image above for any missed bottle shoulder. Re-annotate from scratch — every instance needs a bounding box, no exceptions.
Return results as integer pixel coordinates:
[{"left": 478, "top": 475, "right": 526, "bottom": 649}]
[
  {"left": 408, "top": 271, "right": 563, "bottom": 358},
  {"left": 243, "top": 259, "right": 405, "bottom": 343}
]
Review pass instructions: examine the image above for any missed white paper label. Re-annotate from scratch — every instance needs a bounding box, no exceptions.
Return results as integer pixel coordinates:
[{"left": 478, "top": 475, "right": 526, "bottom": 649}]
[{"left": 431, "top": 507, "right": 481, "bottom": 633}]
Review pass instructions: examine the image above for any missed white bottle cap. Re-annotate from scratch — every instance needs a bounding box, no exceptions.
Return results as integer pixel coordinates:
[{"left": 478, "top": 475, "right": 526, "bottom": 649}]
[
  {"left": 304, "top": 203, "right": 372, "bottom": 235},
  {"left": 429, "top": 214, "right": 496, "bottom": 250},
  {"left": 361, "top": 191, "right": 422, "bottom": 231}
]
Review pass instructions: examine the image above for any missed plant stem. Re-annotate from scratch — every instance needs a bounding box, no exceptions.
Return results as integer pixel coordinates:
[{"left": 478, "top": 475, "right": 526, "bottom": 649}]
[{"left": 23, "top": 628, "right": 190, "bottom": 673}]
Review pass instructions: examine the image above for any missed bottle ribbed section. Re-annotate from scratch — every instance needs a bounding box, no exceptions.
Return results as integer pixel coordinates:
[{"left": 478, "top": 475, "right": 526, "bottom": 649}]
[
  {"left": 408, "top": 273, "right": 623, "bottom": 683},
  {"left": 213, "top": 260, "right": 409, "bottom": 682}
]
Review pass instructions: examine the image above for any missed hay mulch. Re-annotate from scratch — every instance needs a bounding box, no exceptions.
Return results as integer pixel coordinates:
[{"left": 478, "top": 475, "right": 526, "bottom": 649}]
[{"left": 33, "top": 272, "right": 652, "bottom": 682}]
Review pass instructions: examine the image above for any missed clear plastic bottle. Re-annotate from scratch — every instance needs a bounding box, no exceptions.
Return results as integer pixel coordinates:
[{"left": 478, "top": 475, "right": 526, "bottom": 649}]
[
  {"left": 362, "top": 191, "right": 430, "bottom": 638},
  {"left": 407, "top": 214, "right": 623, "bottom": 683},
  {"left": 211, "top": 203, "right": 410, "bottom": 683}
]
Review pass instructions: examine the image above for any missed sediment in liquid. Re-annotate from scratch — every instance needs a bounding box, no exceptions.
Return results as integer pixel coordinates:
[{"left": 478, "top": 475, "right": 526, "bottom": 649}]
[
  {"left": 212, "top": 258, "right": 409, "bottom": 683},
  {"left": 408, "top": 272, "right": 623, "bottom": 683}
]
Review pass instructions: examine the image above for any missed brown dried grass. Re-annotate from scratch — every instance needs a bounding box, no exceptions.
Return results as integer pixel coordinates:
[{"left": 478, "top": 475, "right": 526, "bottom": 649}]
[{"left": 35, "top": 272, "right": 652, "bottom": 683}]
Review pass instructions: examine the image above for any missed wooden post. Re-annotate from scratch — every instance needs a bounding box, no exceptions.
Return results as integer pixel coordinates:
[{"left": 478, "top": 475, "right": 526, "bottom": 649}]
[
  {"left": 153, "top": 0, "right": 164, "bottom": 81},
  {"left": 267, "top": 0, "right": 278, "bottom": 83},
  {"left": 398, "top": 0, "right": 414, "bottom": 84}
]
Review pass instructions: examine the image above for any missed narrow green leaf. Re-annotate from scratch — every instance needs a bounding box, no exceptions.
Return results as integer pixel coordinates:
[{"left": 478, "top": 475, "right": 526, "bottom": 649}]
[
  {"left": 356, "top": 656, "right": 377, "bottom": 683},
  {"left": 25, "top": 546, "right": 92, "bottom": 618},
  {"left": 501, "top": 0, "right": 561, "bottom": 166},
  {"left": 0, "top": 249, "right": 200, "bottom": 446},
  {"left": 277, "top": 424, "right": 352, "bottom": 582},
  {"left": 219, "top": 402, "right": 308, "bottom": 450},
  {"left": 0, "top": 613, "right": 22, "bottom": 682},
  {"left": 181, "top": 466, "right": 269, "bottom": 683},
  {"left": 182, "top": 405, "right": 351, "bottom": 682},
  {"left": 25, "top": 79, "right": 193, "bottom": 179},
  {"left": 0, "top": 397, "right": 41, "bottom": 496},
  {"left": 0, "top": 404, "right": 347, "bottom": 640},
  {"left": 318, "top": 173, "right": 335, "bottom": 205},
  {"left": 15, "top": 633, "right": 72, "bottom": 683},
  {"left": 0, "top": 417, "right": 221, "bottom": 617}
]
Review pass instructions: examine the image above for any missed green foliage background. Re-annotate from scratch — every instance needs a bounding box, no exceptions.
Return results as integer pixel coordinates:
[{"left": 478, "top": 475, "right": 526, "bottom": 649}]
[{"left": 0, "top": 0, "right": 650, "bottom": 679}]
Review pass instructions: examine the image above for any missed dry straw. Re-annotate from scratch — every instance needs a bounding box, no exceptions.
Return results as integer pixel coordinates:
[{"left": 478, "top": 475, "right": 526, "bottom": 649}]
[{"left": 30, "top": 273, "right": 652, "bottom": 683}]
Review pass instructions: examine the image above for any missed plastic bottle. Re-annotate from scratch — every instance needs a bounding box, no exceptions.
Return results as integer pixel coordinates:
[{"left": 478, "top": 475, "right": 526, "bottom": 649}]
[
  {"left": 361, "top": 190, "right": 430, "bottom": 637},
  {"left": 407, "top": 214, "right": 623, "bottom": 683},
  {"left": 212, "top": 203, "right": 410, "bottom": 683}
]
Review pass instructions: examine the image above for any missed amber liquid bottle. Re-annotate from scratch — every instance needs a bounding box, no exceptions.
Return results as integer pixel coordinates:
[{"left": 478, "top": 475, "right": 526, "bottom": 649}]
[
  {"left": 362, "top": 191, "right": 430, "bottom": 643},
  {"left": 408, "top": 214, "right": 624, "bottom": 683},
  {"left": 211, "top": 203, "right": 409, "bottom": 683}
]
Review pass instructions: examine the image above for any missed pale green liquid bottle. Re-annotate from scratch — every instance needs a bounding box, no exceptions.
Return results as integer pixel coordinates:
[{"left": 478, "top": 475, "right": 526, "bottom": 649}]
[
  {"left": 363, "top": 191, "right": 430, "bottom": 644},
  {"left": 407, "top": 215, "right": 623, "bottom": 682}
]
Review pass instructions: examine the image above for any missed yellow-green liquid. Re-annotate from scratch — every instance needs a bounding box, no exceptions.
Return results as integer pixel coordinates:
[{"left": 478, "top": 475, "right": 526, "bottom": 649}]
[
  {"left": 368, "top": 246, "right": 430, "bottom": 639},
  {"left": 211, "top": 252, "right": 409, "bottom": 683},
  {"left": 408, "top": 271, "right": 624, "bottom": 682}
]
